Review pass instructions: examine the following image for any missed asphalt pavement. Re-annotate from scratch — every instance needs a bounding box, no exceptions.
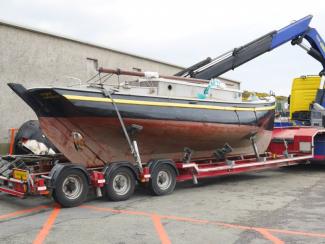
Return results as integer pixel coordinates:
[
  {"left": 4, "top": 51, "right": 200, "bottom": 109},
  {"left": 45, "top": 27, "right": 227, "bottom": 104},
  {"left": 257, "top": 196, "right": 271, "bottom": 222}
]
[{"left": 2, "top": 163, "right": 325, "bottom": 243}]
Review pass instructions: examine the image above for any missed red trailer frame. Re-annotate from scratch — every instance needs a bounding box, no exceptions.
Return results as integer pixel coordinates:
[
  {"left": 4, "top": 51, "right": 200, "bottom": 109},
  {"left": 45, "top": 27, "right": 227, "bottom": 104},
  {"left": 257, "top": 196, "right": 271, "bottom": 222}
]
[{"left": 0, "top": 126, "right": 324, "bottom": 207}]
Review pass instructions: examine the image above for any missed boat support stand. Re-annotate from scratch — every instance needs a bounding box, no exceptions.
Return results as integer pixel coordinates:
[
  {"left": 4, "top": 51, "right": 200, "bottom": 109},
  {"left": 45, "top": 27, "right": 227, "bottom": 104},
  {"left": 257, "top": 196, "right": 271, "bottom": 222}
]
[
  {"left": 102, "top": 88, "right": 143, "bottom": 173},
  {"left": 250, "top": 134, "right": 267, "bottom": 162},
  {"left": 183, "top": 147, "right": 198, "bottom": 184}
]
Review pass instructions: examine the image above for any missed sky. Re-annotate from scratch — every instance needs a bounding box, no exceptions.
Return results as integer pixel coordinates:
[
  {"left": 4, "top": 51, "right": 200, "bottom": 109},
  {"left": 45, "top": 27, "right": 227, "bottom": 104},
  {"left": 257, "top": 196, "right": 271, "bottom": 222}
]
[{"left": 1, "top": 0, "right": 325, "bottom": 96}]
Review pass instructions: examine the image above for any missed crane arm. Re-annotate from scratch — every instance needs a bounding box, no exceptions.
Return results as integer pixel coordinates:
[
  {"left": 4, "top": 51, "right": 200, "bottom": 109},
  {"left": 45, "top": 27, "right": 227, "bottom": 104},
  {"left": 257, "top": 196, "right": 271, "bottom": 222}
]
[{"left": 179, "top": 15, "right": 325, "bottom": 80}]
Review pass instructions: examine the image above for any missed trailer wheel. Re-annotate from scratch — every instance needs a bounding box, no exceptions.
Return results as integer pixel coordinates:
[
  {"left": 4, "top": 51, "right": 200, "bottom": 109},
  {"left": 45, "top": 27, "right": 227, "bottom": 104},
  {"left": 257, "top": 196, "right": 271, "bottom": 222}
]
[
  {"left": 53, "top": 168, "right": 88, "bottom": 207},
  {"left": 105, "top": 167, "right": 135, "bottom": 201},
  {"left": 149, "top": 164, "right": 176, "bottom": 196}
]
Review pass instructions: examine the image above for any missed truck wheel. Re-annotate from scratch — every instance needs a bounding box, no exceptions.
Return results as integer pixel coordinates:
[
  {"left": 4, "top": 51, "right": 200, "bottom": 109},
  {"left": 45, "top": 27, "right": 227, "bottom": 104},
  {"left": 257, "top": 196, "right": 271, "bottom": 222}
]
[
  {"left": 53, "top": 168, "right": 88, "bottom": 207},
  {"left": 149, "top": 164, "right": 176, "bottom": 196},
  {"left": 105, "top": 167, "right": 135, "bottom": 201}
]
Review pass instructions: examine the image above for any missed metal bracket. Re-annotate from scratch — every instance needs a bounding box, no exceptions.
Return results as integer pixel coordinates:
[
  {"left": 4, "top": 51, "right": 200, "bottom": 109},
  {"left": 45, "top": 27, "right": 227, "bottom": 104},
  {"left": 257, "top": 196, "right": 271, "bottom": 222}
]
[
  {"left": 101, "top": 88, "right": 143, "bottom": 173},
  {"left": 250, "top": 135, "right": 261, "bottom": 161},
  {"left": 182, "top": 147, "right": 198, "bottom": 184},
  {"left": 192, "top": 174, "right": 198, "bottom": 185},
  {"left": 183, "top": 147, "right": 193, "bottom": 164},
  {"left": 283, "top": 139, "right": 289, "bottom": 158},
  {"left": 213, "top": 143, "right": 233, "bottom": 160},
  {"left": 226, "top": 160, "right": 235, "bottom": 168}
]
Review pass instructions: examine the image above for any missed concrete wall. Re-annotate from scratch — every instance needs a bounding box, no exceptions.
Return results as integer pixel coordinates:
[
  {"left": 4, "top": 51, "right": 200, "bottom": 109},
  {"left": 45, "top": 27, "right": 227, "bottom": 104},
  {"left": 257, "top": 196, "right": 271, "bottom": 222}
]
[{"left": 0, "top": 22, "right": 182, "bottom": 150}]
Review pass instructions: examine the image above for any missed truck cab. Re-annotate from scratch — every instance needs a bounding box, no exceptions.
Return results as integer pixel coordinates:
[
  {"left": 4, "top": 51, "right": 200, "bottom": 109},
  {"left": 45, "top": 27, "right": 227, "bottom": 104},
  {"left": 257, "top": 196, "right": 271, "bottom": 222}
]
[
  {"left": 289, "top": 75, "right": 325, "bottom": 127},
  {"left": 290, "top": 76, "right": 321, "bottom": 122}
]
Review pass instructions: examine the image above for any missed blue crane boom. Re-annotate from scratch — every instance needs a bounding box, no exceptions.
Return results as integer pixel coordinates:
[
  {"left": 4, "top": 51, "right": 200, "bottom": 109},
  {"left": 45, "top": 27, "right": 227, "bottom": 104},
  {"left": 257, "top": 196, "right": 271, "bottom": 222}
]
[{"left": 176, "top": 15, "right": 325, "bottom": 80}]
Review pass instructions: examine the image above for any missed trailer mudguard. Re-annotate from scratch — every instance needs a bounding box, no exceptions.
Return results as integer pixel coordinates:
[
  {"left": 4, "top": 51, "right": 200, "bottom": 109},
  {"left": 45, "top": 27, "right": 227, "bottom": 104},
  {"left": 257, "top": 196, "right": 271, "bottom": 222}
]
[
  {"left": 48, "top": 163, "right": 91, "bottom": 188},
  {"left": 103, "top": 161, "right": 140, "bottom": 181},
  {"left": 147, "top": 159, "right": 179, "bottom": 176}
]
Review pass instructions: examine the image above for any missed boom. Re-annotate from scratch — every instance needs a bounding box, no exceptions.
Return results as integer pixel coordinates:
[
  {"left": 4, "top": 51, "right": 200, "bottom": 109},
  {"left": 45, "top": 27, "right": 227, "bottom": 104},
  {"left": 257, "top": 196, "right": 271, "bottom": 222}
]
[{"left": 177, "top": 15, "right": 325, "bottom": 80}]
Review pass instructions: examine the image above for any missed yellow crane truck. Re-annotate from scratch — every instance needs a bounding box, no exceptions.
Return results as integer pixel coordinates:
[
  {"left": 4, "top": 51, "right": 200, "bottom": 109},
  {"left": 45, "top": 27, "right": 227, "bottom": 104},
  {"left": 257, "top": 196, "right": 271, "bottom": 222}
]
[{"left": 290, "top": 75, "right": 325, "bottom": 126}]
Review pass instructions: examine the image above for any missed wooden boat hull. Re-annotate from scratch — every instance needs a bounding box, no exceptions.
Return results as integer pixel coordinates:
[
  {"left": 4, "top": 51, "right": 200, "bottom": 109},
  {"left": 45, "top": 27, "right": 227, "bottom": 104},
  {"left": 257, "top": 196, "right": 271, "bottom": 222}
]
[{"left": 8, "top": 84, "right": 275, "bottom": 167}]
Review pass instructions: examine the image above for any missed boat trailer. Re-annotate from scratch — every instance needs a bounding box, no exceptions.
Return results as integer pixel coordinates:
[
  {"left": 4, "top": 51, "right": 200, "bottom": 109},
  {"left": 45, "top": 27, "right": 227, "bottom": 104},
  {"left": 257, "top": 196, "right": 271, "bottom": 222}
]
[{"left": 0, "top": 126, "right": 324, "bottom": 207}]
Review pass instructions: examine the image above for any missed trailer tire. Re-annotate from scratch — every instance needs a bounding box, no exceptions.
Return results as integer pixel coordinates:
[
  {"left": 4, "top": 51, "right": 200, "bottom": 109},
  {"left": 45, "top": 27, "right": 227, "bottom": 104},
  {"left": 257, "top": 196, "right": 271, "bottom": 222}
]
[
  {"left": 53, "top": 168, "right": 88, "bottom": 207},
  {"left": 149, "top": 164, "right": 176, "bottom": 196},
  {"left": 105, "top": 167, "right": 135, "bottom": 201}
]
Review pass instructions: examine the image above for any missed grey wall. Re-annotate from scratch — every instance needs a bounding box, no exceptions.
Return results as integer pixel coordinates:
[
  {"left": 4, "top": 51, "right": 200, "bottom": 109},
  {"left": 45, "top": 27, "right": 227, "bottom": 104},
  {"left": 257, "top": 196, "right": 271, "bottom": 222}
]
[{"left": 0, "top": 23, "right": 182, "bottom": 147}]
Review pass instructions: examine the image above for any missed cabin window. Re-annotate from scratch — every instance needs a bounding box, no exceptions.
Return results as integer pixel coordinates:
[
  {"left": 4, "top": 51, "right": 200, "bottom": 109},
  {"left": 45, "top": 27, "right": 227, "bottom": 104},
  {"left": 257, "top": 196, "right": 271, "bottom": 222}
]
[{"left": 168, "top": 85, "right": 172, "bottom": 90}]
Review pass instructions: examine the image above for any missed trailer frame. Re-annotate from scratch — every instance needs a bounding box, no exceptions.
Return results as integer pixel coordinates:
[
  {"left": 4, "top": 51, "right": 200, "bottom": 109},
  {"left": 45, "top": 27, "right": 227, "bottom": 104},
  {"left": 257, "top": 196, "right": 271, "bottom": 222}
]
[{"left": 0, "top": 126, "right": 324, "bottom": 207}]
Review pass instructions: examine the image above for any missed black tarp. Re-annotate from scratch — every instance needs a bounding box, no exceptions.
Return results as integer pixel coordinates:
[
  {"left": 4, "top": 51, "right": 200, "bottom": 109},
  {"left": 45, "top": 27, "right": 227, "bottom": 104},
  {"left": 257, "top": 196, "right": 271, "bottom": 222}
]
[{"left": 14, "top": 120, "right": 59, "bottom": 154}]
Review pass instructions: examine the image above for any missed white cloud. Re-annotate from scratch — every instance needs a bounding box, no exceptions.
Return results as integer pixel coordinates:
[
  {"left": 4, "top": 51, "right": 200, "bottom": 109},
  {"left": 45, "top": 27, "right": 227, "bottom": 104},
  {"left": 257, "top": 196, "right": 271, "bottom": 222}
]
[{"left": 0, "top": 0, "right": 325, "bottom": 95}]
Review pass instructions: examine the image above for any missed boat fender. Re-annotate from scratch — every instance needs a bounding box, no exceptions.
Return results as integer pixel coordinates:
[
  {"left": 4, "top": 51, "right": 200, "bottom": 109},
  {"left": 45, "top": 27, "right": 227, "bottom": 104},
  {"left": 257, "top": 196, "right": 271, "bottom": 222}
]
[
  {"left": 103, "top": 161, "right": 140, "bottom": 182},
  {"left": 147, "top": 159, "right": 179, "bottom": 176},
  {"left": 48, "top": 163, "right": 90, "bottom": 189}
]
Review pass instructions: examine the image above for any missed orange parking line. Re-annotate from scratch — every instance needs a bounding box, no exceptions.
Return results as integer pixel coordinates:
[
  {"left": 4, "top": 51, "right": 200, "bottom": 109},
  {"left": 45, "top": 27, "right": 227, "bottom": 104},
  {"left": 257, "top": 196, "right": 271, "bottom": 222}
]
[
  {"left": 4, "top": 203, "right": 325, "bottom": 243},
  {"left": 33, "top": 205, "right": 61, "bottom": 244},
  {"left": 213, "top": 222, "right": 253, "bottom": 230},
  {"left": 80, "top": 205, "right": 325, "bottom": 241},
  {"left": 268, "top": 228, "right": 325, "bottom": 238},
  {"left": 162, "top": 215, "right": 251, "bottom": 230},
  {"left": 161, "top": 213, "right": 325, "bottom": 239},
  {"left": 161, "top": 214, "right": 210, "bottom": 224},
  {"left": 151, "top": 214, "right": 171, "bottom": 244},
  {"left": 255, "top": 228, "right": 284, "bottom": 244},
  {"left": 0, "top": 205, "right": 49, "bottom": 221}
]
